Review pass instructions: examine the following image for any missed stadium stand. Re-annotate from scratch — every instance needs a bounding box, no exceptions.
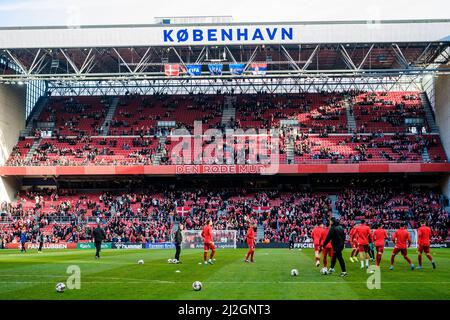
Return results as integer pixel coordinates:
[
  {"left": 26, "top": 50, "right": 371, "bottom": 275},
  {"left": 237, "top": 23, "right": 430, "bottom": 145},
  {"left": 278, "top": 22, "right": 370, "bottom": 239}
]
[
  {"left": 0, "top": 89, "right": 448, "bottom": 246},
  {"left": 0, "top": 186, "right": 448, "bottom": 245},
  {"left": 4, "top": 91, "right": 448, "bottom": 166}
]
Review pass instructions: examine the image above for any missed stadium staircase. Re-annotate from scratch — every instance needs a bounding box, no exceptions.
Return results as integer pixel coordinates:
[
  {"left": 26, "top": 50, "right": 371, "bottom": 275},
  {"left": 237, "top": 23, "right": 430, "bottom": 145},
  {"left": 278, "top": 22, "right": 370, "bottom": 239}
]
[
  {"left": 99, "top": 97, "right": 119, "bottom": 136},
  {"left": 256, "top": 223, "right": 265, "bottom": 242},
  {"left": 420, "top": 92, "right": 439, "bottom": 133},
  {"left": 285, "top": 134, "right": 295, "bottom": 164},
  {"left": 421, "top": 148, "right": 431, "bottom": 163},
  {"left": 328, "top": 195, "right": 340, "bottom": 218},
  {"left": 24, "top": 137, "right": 42, "bottom": 162},
  {"left": 344, "top": 97, "right": 356, "bottom": 132},
  {"left": 23, "top": 96, "right": 49, "bottom": 136},
  {"left": 221, "top": 96, "right": 236, "bottom": 127},
  {"left": 153, "top": 135, "right": 167, "bottom": 165}
]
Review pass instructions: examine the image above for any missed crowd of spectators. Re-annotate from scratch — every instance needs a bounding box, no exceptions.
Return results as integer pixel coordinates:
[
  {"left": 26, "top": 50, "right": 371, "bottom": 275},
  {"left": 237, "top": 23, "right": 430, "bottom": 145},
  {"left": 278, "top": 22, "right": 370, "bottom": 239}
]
[
  {"left": 1, "top": 186, "right": 448, "bottom": 246},
  {"left": 282, "top": 129, "right": 442, "bottom": 164},
  {"left": 6, "top": 136, "right": 163, "bottom": 167},
  {"left": 336, "top": 188, "right": 449, "bottom": 243},
  {"left": 227, "top": 92, "right": 347, "bottom": 134},
  {"left": 40, "top": 97, "right": 108, "bottom": 136},
  {"left": 352, "top": 92, "right": 428, "bottom": 133},
  {"left": 109, "top": 93, "right": 224, "bottom": 135},
  {"left": 6, "top": 130, "right": 446, "bottom": 167}
]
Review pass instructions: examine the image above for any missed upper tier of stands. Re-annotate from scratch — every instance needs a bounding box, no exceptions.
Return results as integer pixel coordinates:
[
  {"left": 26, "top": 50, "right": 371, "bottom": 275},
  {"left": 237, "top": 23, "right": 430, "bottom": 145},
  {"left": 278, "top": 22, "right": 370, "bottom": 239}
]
[{"left": 3, "top": 91, "right": 448, "bottom": 166}]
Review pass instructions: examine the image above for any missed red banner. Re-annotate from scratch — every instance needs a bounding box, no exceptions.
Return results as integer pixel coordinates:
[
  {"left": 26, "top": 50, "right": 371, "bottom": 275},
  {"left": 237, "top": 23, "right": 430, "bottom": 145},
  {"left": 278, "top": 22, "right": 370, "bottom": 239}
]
[{"left": 0, "top": 163, "right": 450, "bottom": 176}]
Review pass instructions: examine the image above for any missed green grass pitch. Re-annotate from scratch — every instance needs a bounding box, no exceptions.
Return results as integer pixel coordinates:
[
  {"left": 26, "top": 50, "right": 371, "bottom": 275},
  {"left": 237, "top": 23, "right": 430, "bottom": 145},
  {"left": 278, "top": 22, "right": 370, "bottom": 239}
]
[{"left": 0, "top": 248, "right": 449, "bottom": 300}]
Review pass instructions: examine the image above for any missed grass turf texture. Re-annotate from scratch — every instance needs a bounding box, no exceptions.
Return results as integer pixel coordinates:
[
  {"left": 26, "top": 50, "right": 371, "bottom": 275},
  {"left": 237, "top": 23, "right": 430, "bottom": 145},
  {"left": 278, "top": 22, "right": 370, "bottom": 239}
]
[{"left": 0, "top": 248, "right": 449, "bottom": 300}]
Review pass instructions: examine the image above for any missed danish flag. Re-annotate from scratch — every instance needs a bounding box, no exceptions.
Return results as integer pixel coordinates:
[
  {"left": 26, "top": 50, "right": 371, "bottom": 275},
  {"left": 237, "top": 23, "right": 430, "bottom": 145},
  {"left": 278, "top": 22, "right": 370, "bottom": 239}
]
[
  {"left": 252, "top": 206, "right": 270, "bottom": 213},
  {"left": 176, "top": 206, "right": 191, "bottom": 216},
  {"left": 164, "top": 64, "right": 180, "bottom": 77}
]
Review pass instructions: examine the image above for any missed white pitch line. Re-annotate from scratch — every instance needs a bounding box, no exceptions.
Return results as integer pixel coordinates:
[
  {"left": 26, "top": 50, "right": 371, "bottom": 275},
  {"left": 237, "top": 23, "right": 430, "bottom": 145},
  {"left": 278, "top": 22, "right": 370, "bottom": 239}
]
[
  {"left": 0, "top": 275, "right": 65, "bottom": 277},
  {"left": 0, "top": 274, "right": 449, "bottom": 285},
  {"left": 0, "top": 281, "right": 174, "bottom": 284},
  {"left": 0, "top": 279, "right": 449, "bottom": 285},
  {"left": 0, "top": 275, "right": 175, "bottom": 283}
]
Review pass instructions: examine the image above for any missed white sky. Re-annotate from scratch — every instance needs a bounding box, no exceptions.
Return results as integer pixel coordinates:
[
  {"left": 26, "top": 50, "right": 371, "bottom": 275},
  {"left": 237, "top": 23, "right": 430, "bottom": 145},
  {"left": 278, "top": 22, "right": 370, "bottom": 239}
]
[{"left": 0, "top": 0, "right": 449, "bottom": 27}]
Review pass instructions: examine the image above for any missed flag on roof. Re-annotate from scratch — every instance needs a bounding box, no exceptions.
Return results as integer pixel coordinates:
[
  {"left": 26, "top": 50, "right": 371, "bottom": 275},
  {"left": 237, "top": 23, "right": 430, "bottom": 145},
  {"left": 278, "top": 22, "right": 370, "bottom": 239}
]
[
  {"left": 251, "top": 63, "right": 267, "bottom": 75},
  {"left": 164, "top": 64, "right": 180, "bottom": 76}
]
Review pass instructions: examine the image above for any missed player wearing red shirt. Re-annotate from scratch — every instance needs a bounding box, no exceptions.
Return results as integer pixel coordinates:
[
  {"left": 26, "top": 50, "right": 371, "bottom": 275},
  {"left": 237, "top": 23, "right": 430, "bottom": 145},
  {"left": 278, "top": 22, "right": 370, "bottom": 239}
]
[
  {"left": 321, "top": 223, "right": 333, "bottom": 269},
  {"left": 355, "top": 220, "right": 372, "bottom": 269},
  {"left": 390, "top": 223, "right": 414, "bottom": 270},
  {"left": 245, "top": 223, "right": 256, "bottom": 263},
  {"left": 201, "top": 219, "right": 216, "bottom": 265},
  {"left": 349, "top": 225, "right": 359, "bottom": 263},
  {"left": 311, "top": 223, "right": 324, "bottom": 267},
  {"left": 417, "top": 221, "right": 436, "bottom": 269},
  {"left": 372, "top": 223, "right": 388, "bottom": 266}
]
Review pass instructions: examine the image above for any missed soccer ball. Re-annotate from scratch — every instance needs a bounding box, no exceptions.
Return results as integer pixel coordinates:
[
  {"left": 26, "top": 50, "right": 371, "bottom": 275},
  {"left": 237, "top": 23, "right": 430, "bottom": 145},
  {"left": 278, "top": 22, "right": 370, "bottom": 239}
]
[
  {"left": 56, "top": 282, "right": 66, "bottom": 293},
  {"left": 168, "top": 259, "right": 173, "bottom": 264},
  {"left": 320, "top": 267, "right": 328, "bottom": 275},
  {"left": 138, "top": 259, "right": 144, "bottom": 265},
  {"left": 192, "top": 281, "right": 202, "bottom": 291},
  {"left": 291, "top": 269, "right": 299, "bottom": 276}
]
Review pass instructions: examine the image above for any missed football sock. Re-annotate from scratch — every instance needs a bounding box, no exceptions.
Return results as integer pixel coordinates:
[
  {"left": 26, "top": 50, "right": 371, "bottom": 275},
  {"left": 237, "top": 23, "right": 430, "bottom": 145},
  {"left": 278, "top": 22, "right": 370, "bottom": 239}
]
[
  {"left": 376, "top": 253, "right": 382, "bottom": 266},
  {"left": 418, "top": 254, "right": 422, "bottom": 266}
]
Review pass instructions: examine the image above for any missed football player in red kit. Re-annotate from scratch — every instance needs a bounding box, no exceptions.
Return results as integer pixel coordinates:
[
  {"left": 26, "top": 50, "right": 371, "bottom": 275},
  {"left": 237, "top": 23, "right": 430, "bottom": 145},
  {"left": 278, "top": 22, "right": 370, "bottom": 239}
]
[
  {"left": 245, "top": 223, "right": 256, "bottom": 263},
  {"left": 201, "top": 219, "right": 216, "bottom": 265},
  {"left": 355, "top": 219, "right": 372, "bottom": 269},
  {"left": 390, "top": 223, "right": 414, "bottom": 270},
  {"left": 321, "top": 222, "right": 333, "bottom": 270},
  {"left": 372, "top": 223, "right": 388, "bottom": 267},
  {"left": 417, "top": 221, "right": 436, "bottom": 270},
  {"left": 349, "top": 225, "right": 359, "bottom": 263},
  {"left": 311, "top": 223, "right": 324, "bottom": 267}
]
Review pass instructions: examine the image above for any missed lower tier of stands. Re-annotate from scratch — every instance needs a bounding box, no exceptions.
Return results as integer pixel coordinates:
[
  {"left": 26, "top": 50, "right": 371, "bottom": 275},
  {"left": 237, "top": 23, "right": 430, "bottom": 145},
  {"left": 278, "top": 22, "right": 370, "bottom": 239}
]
[{"left": 0, "top": 187, "right": 448, "bottom": 245}]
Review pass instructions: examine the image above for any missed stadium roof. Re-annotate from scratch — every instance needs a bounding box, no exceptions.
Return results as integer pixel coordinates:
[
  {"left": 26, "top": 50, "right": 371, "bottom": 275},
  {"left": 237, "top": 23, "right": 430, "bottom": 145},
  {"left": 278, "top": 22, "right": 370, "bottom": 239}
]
[
  {"left": 0, "top": 19, "right": 449, "bottom": 87},
  {"left": 1, "top": 19, "right": 449, "bottom": 48}
]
